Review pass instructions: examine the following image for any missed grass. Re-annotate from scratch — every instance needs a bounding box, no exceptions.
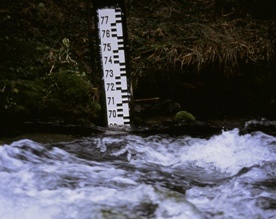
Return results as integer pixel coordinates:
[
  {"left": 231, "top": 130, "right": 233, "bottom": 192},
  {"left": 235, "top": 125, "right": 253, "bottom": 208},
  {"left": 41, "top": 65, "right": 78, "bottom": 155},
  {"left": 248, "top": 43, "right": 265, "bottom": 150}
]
[{"left": 126, "top": 0, "right": 275, "bottom": 77}]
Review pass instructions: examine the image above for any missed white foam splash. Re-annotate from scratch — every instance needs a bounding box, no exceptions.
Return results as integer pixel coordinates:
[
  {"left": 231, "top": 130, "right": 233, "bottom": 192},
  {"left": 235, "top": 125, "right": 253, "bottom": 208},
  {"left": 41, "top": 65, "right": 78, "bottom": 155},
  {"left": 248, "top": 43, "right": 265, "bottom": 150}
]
[
  {"left": 115, "top": 129, "right": 276, "bottom": 175},
  {"left": 0, "top": 139, "right": 204, "bottom": 219},
  {"left": 0, "top": 128, "right": 275, "bottom": 219}
]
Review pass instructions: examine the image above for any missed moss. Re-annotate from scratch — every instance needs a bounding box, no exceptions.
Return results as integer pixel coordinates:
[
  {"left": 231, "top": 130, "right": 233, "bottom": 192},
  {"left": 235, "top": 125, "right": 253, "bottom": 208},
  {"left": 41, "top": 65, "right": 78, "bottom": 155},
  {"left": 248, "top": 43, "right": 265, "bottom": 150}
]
[
  {"left": 0, "top": 79, "right": 45, "bottom": 120},
  {"left": 0, "top": 71, "right": 100, "bottom": 124},
  {"left": 174, "top": 111, "right": 196, "bottom": 122},
  {"left": 0, "top": 1, "right": 101, "bottom": 124},
  {"left": 40, "top": 70, "right": 100, "bottom": 123}
]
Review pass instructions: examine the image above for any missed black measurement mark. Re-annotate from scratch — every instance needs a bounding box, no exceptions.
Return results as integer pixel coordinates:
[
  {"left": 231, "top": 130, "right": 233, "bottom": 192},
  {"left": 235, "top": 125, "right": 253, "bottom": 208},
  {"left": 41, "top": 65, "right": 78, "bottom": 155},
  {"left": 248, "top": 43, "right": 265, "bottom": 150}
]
[{"left": 122, "top": 94, "right": 129, "bottom": 98}]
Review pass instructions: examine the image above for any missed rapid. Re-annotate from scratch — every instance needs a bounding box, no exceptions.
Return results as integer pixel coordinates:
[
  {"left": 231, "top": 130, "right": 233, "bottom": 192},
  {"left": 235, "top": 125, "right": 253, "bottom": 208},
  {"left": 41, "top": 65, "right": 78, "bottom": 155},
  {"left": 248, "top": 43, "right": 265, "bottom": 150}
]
[{"left": 0, "top": 119, "right": 275, "bottom": 219}]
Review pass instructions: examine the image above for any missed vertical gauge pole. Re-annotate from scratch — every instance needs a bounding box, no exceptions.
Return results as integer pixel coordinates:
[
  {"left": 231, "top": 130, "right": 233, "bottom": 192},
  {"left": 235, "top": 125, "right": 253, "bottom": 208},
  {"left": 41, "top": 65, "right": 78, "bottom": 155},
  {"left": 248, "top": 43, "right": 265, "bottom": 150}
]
[{"left": 92, "top": 0, "right": 131, "bottom": 127}]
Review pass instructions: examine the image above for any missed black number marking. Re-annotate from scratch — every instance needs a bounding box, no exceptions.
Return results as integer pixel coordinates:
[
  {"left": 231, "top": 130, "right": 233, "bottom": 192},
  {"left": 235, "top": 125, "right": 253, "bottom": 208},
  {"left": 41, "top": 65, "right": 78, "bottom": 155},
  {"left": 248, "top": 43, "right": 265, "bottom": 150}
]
[
  {"left": 108, "top": 110, "right": 117, "bottom": 118},
  {"left": 105, "top": 69, "right": 114, "bottom": 77},
  {"left": 104, "top": 56, "right": 112, "bottom": 64},
  {"left": 107, "top": 97, "right": 115, "bottom": 105},
  {"left": 100, "top": 16, "right": 109, "bottom": 24},
  {"left": 102, "top": 30, "right": 110, "bottom": 38},
  {"left": 106, "top": 83, "right": 115, "bottom": 91},
  {"left": 103, "top": 43, "right": 111, "bottom": 51}
]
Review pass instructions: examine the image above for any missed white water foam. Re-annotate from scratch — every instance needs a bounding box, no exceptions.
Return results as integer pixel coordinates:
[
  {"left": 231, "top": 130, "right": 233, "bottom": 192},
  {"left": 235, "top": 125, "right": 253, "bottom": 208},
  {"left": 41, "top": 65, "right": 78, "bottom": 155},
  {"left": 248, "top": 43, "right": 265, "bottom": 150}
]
[
  {"left": 109, "top": 129, "right": 276, "bottom": 218},
  {"left": 0, "top": 128, "right": 275, "bottom": 219},
  {"left": 185, "top": 163, "right": 276, "bottom": 219},
  {"left": 114, "top": 129, "right": 276, "bottom": 176},
  {"left": 0, "top": 139, "right": 204, "bottom": 219}
]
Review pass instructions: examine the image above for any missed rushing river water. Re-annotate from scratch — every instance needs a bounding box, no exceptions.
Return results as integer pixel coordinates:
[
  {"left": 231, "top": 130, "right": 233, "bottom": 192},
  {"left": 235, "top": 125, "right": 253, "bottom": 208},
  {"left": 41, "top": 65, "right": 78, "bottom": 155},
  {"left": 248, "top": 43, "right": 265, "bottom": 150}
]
[{"left": 0, "top": 120, "right": 275, "bottom": 219}]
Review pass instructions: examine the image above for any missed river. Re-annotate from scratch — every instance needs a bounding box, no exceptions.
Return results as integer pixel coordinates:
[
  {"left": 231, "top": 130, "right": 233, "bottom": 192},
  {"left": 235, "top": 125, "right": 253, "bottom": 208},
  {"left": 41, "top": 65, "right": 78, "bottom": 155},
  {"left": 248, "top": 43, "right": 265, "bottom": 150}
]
[{"left": 0, "top": 119, "right": 275, "bottom": 219}]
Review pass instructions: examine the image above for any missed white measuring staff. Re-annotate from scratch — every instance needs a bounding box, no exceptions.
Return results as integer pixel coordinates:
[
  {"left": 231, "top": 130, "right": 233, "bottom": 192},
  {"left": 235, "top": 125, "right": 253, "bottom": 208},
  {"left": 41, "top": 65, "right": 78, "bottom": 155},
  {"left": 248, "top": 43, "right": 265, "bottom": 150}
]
[{"left": 97, "top": 8, "right": 131, "bottom": 126}]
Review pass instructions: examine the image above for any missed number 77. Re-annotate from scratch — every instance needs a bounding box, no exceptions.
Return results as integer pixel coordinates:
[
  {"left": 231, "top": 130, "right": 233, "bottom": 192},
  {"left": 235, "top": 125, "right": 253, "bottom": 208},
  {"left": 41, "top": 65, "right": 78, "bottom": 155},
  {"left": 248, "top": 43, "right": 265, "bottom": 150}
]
[{"left": 101, "top": 16, "right": 109, "bottom": 24}]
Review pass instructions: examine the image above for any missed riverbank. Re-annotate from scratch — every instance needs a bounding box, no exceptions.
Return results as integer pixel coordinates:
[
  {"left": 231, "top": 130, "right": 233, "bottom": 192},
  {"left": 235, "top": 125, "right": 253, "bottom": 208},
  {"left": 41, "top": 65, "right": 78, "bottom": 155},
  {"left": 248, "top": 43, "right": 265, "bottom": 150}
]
[
  {"left": 1, "top": 0, "right": 275, "bottom": 127},
  {"left": 1, "top": 117, "right": 275, "bottom": 144}
]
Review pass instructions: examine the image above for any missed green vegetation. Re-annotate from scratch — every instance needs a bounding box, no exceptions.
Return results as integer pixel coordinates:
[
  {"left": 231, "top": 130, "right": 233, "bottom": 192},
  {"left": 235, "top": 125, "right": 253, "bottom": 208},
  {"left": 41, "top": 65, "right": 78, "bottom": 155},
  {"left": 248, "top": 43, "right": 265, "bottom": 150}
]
[
  {"left": 0, "top": 0, "right": 275, "bottom": 125},
  {"left": 0, "top": 0, "right": 99, "bottom": 124},
  {"left": 174, "top": 111, "right": 196, "bottom": 122}
]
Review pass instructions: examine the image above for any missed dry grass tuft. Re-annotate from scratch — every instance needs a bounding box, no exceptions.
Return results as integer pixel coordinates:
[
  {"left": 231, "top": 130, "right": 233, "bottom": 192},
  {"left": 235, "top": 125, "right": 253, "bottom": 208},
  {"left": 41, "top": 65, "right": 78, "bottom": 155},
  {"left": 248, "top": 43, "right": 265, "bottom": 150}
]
[{"left": 126, "top": 0, "right": 275, "bottom": 77}]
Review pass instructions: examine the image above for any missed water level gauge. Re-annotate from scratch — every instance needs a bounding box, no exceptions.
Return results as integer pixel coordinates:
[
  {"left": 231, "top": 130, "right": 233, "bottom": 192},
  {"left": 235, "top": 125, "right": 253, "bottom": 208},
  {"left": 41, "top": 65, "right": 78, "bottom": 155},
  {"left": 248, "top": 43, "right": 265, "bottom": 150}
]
[{"left": 92, "top": 0, "right": 131, "bottom": 126}]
